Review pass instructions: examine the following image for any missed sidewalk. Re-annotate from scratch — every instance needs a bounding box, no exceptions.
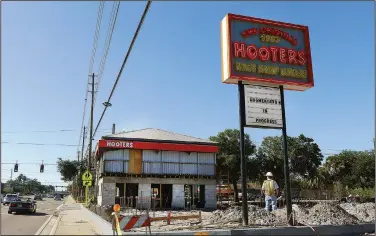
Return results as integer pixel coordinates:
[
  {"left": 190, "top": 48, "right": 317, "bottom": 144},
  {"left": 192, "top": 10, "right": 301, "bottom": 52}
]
[{"left": 40, "top": 196, "right": 112, "bottom": 235}]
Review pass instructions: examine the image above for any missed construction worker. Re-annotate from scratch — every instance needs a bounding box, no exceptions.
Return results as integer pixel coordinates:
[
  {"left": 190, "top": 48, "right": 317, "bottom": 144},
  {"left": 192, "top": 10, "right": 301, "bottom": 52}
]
[{"left": 261, "top": 172, "right": 279, "bottom": 211}]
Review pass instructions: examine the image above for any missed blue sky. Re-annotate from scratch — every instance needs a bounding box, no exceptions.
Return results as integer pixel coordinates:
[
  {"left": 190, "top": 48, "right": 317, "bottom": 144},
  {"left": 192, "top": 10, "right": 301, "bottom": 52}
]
[{"left": 2, "top": 1, "right": 374, "bottom": 187}]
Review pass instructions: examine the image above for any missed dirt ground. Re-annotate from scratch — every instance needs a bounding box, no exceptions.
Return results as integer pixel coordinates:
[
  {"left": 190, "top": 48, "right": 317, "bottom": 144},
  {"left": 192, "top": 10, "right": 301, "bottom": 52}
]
[{"left": 124, "top": 202, "right": 375, "bottom": 232}]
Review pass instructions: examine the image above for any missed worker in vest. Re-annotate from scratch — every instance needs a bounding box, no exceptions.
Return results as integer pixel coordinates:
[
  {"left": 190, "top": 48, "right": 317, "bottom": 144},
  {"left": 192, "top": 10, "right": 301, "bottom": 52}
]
[{"left": 261, "top": 172, "right": 279, "bottom": 211}]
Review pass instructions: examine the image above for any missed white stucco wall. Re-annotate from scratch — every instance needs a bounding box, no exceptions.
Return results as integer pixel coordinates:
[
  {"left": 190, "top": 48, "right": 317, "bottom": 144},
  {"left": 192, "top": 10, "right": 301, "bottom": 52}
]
[
  {"left": 101, "top": 182, "right": 116, "bottom": 206},
  {"left": 138, "top": 183, "right": 151, "bottom": 209},
  {"left": 205, "top": 184, "right": 217, "bottom": 209},
  {"left": 171, "top": 184, "right": 185, "bottom": 208}
]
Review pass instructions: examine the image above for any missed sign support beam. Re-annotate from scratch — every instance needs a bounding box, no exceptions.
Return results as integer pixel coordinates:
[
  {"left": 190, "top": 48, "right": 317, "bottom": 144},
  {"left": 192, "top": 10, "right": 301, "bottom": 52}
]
[
  {"left": 238, "top": 81, "right": 248, "bottom": 226},
  {"left": 280, "top": 85, "right": 293, "bottom": 225}
]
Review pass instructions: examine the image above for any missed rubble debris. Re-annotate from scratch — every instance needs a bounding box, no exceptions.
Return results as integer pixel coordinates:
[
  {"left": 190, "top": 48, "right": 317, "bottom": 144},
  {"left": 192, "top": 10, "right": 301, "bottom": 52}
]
[
  {"left": 340, "top": 203, "right": 376, "bottom": 223},
  {"left": 298, "top": 203, "right": 359, "bottom": 225},
  {"left": 108, "top": 202, "right": 374, "bottom": 232},
  {"left": 212, "top": 205, "right": 287, "bottom": 226}
]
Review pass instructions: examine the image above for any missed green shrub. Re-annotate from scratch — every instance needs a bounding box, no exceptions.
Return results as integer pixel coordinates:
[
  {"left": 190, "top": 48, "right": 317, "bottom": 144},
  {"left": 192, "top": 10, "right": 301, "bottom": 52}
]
[{"left": 349, "top": 187, "right": 375, "bottom": 200}]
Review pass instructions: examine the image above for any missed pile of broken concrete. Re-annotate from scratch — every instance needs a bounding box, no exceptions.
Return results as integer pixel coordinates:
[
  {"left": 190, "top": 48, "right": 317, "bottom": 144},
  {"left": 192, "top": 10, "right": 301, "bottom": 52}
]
[{"left": 212, "top": 202, "right": 375, "bottom": 226}]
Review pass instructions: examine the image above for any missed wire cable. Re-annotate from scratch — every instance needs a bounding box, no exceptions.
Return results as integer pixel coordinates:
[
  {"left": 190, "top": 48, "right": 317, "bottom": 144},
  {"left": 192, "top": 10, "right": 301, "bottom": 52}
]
[
  {"left": 91, "top": 1, "right": 152, "bottom": 142},
  {"left": 83, "top": 1, "right": 152, "bottom": 160},
  {"left": 2, "top": 141, "right": 100, "bottom": 147},
  {"left": 95, "top": 1, "right": 120, "bottom": 103},
  {"left": 3, "top": 129, "right": 110, "bottom": 134},
  {"left": 2, "top": 162, "right": 57, "bottom": 165},
  {"left": 77, "top": 1, "right": 105, "bottom": 156},
  {"left": 82, "top": 1, "right": 120, "bottom": 157}
]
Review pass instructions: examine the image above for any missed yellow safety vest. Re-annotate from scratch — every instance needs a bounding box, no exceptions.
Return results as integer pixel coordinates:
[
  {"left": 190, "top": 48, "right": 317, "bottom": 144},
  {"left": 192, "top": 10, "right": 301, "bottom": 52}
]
[{"left": 263, "top": 180, "right": 275, "bottom": 196}]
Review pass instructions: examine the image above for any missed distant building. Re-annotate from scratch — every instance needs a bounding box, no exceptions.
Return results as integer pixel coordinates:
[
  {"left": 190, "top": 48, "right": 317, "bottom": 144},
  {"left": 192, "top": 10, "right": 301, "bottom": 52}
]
[{"left": 94, "top": 128, "right": 218, "bottom": 209}]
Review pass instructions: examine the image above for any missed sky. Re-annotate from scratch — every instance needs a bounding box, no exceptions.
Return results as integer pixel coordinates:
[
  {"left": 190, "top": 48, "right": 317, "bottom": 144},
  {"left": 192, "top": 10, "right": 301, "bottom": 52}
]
[{"left": 1, "top": 1, "right": 374, "bottom": 187}]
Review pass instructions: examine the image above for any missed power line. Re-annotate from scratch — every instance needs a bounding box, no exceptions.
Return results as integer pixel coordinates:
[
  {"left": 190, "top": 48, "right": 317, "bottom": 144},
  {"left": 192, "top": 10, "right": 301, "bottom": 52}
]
[
  {"left": 2, "top": 142, "right": 80, "bottom": 147},
  {"left": 2, "top": 139, "right": 101, "bottom": 147},
  {"left": 2, "top": 129, "right": 110, "bottom": 134},
  {"left": 77, "top": 1, "right": 106, "bottom": 159},
  {"left": 83, "top": 1, "right": 121, "bottom": 160},
  {"left": 2, "top": 163, "right": 57, "bottom": 165},
  {"left": 91, "top": 1, "right": 152, "bottom": 146},
  {"left": 95, "top": 1, "right": 120, "bottom": 105}
]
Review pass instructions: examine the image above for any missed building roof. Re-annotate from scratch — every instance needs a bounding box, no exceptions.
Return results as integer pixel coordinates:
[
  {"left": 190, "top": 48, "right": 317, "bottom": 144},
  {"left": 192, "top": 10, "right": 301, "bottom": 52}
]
[{"left": 102, "top": 128, "right": 217, "bottom": 145}]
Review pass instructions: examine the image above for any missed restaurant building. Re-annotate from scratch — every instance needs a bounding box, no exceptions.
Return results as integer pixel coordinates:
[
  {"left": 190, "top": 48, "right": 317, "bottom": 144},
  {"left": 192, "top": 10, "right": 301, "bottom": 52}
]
[{"left": 94, "top": 128, "right": 218, "bottom": 209}]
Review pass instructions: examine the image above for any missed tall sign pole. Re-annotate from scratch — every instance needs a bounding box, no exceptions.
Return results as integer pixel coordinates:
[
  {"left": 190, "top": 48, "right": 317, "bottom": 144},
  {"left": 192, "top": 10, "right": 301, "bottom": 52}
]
[
  {"left": 220, "top": 14, "right": 314, "bottom": 226},
  {"left": 238, "top": 81, "right": 248, "bottom": 225},
  {"left": 280, "top": 85, "right": 293, "bottom": 225}
]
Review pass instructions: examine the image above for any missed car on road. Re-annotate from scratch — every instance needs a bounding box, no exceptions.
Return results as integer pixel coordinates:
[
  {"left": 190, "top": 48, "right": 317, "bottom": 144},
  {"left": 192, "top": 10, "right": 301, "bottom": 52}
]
[
  {"left": 54, "top": 195, "right": 62, "bottom": 201},
  {"left": 3, "top": 194, "right": 18, "bottom": 205},
  {"left": 8, "top": 198, "right": 37, "bottom": 214},
  {"left": 34, "top": 194, "right": 43, "bottom": 201}
]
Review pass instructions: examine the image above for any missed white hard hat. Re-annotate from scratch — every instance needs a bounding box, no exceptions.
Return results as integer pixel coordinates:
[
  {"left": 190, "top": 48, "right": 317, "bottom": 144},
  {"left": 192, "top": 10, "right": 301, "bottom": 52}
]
[{"left": 265, "top": 172, "right": 273, "bottom": 177}]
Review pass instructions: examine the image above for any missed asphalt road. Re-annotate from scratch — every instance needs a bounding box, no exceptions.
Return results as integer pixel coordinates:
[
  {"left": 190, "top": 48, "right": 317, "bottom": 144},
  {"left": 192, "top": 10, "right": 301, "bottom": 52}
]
[{"left": 1, "top": 196, "right": 64, "bottom": 235}]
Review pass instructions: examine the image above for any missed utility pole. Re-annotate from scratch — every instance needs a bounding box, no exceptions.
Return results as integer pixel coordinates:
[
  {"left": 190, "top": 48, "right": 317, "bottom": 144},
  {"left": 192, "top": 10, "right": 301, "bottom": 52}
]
[
  {"left": 10, "top": 169, "right": 13, "bottom": 193},
  {"left": 81, "top": 126, "right": 86, "bottom": 161},
  {"left": 88, "top": 73, "right": 95, "bottom": 173}
]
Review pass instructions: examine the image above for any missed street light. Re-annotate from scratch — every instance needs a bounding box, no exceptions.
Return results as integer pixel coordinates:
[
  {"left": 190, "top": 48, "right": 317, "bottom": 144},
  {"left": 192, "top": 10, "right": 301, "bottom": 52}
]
[{"left": 103, "top": 102, "right": 112, "bottom": 107}]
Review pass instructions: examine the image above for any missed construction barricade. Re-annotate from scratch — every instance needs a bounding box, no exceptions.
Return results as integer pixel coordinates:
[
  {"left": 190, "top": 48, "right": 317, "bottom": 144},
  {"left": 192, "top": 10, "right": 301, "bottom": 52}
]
[{"left": 112, "top": 204, "right": 152, "bottom": 235}]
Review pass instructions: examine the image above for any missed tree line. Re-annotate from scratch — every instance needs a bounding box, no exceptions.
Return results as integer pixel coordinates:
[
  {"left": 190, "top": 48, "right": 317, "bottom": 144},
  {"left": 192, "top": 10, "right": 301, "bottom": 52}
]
[
  {"left": 210, "top": 129, "right": 375, "bottom": 201},
  {"left": 56, "top": 128, "right": 374, "bottom": 200},
  {"left": 2, "top": 174, "right": 55, "bottom": 194}
]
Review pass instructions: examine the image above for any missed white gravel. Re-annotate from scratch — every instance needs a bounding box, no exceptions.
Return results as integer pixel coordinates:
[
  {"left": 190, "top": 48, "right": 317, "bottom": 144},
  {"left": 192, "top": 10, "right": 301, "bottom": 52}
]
[
  {"left": 340, "top": 203, "right": 375, "bottom": 223},
  {"left": 117, "top": 202, "right": 375, "bottom": 232}
]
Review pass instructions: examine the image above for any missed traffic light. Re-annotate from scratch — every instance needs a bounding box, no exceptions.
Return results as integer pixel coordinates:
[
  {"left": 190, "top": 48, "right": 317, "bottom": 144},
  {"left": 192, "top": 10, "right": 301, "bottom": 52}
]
[
  {"left": 40, "top": 164, "right": 44, "bottom": 173},
  {"left": 14, "top": 163, "right": 18, "bottom": 172}
]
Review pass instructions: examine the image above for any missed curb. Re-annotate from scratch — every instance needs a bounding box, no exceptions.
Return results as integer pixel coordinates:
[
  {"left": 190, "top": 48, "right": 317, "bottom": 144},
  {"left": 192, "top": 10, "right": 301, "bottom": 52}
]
[
  {"left": 121, "top": 223, "right": 375, "bottom": 236},
  {"left": 34, "top": 215, "right": 53, "bottom": 235},
  {"left": 49, "top": 215, "right": 62, "bottom": 235},
  {"left": 34, "top": 203, "right": 64, "bottom": 235},
  {"left": 80, "top": 205, "right": 113, "bottom": 235},
  {"left": 231, "top": 224, "right": 375, "bottom": 235}
]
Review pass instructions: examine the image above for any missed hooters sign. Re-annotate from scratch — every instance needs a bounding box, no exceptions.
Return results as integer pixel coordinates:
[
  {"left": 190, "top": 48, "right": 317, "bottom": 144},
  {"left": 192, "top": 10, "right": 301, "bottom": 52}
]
[
  {"left": 221, "top": 14, "right": 314, "bottom": 91},
  {"left": 98, "top": 140, "right": 218, "bottom": 153},
  {"left": 103, "top": 140, "right": 134, "bottom": 148}
]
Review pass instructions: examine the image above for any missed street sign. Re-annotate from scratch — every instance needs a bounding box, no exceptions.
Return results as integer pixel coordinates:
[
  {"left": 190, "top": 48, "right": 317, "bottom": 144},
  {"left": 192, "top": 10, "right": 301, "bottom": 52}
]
[
  {"left": 244, "top": 85, "right": 282, "bottom": 129},
  {"left": 83, "top": 180, "right": 92, "bottom": 187},
  {"left": 82, "top": 170, "right": 92, "bottom": 181}
]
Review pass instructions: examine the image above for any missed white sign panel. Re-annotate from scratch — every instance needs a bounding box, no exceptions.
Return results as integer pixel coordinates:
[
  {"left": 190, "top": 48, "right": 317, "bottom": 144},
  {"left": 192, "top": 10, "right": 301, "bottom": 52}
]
[{"left": 244, "top": 85, "right": 283, "bottom": 128}]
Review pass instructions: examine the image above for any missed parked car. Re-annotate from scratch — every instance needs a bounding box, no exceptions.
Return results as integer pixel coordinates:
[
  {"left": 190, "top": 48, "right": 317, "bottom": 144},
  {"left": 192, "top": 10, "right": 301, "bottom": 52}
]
[
  {"left": 34, "top": 194, "right": 43, "bottom": 201},
  {"left": 8, "top": 198, "right": 37, "bottom": 214},
  {"left": 3, "top": 194, "right": 18, "bottom": 205},
  {"left": 54, "top": 195, "right": 62, "bottom": 201}
]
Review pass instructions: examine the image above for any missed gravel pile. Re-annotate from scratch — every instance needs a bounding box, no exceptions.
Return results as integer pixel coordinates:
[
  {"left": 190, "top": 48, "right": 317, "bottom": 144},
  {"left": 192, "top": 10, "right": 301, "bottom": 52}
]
[
  {"left": 212, "top": 203, "right": 362, "bottom": 226},
  {"left": 298, "top": 203, "right": 359, "bottom": 225},
  {"left": 340, "top": 203, "right": 375, "bottom": 223},
  {"left": 212, "top": 205, "right": 287, "bottom": 226}
]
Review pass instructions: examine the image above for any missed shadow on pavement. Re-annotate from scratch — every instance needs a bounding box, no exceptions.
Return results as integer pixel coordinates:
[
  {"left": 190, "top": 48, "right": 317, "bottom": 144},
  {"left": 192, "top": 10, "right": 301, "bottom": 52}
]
[{"left": 13, "top": 212, "right": 48, "bottom": 216}]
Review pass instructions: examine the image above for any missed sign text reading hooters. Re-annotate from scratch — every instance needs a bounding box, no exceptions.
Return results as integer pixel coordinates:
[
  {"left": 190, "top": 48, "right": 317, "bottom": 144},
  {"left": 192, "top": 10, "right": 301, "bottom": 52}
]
[{"left": 105, "top": 141, "right": 134, "bottom": 148}]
